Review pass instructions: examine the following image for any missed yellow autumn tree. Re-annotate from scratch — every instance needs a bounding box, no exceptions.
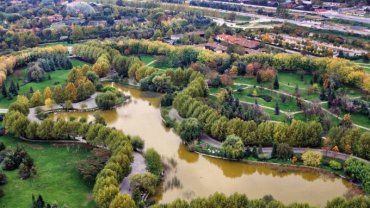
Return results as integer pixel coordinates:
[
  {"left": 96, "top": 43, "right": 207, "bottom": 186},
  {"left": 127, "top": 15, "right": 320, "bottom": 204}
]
[
  {"left": 43, "top": 87, "right": 52, "bottom": 100},
  {"left": 64, "top": 82, "right": 77, "bottom": 102},
  {"left": 45, "top": 98, "right": 54, "bottom": 109},
  {"left": 30, "top": 90, "right": 43, "bottom": 107}
]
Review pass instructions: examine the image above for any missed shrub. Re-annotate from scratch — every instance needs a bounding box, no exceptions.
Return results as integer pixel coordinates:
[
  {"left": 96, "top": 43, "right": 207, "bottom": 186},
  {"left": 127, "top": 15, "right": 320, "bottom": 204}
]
[
  {"left": 130, "top": 136, "right": 144, "bottom": 152},
  {"left": 177, "top": 118, "right": 201, "bottom": 144},
  {"left": 144, "top": 148, "right": 163, "bottom": 177},
  {"left": 0, "top": 142, "right": 5, "bottom": 152},
  {"left": 276, "top": 143, "right": 293, "bottom": 160},
  {"left": 222, "top": 135, "right": 245, "bottom": 160},
  {"left": 0, "top": 173, "right": 7, "bottom": 185},
  {"left": 302, "top": 151, "right": 322, "bottom": 167},
  {"left": 96, "top": 92, "right": 118, "bottom": 110},
  {"left": 161, "top": 93, "right": 174, "bottom": 107},
  {"left": 329, "top": 160, "right": 342, "bottom": 170}
]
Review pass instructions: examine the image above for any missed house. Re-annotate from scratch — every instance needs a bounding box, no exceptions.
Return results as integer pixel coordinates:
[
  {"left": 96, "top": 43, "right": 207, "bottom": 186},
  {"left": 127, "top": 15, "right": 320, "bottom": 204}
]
[
  {"left": 235, "top": 39, "right": 259, "bottom": 50},
  {"left": 204, "top": 43, "right": 227, "bottom": 53}
]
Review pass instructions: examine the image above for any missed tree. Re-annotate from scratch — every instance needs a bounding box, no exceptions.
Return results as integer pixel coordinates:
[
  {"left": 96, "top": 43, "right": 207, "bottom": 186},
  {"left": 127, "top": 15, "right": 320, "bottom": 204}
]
[
  {"left": 1, "top": 83, "right": 7, "bottom": 98},
  {"left": 109, "top": 193, "right": 136, "bottom": 208},
  {"left": 30, "top": 90, "right": 43, "bottom": 107},
  {"left": 8, "top": 80, "right": 18, "bottom": 95},
  {"left": 64, "top": 83, "right": 77, "bottom": 102},
  {"left": 222, "top": 135, "right": 244, "bottom": 159},
  {"left": 229, "top": 65, "right": 238, "bottom": 77},
  {"left": 71, "top": 25, "right": 84, "bottom": 42},
  {"left": 43, "top": 87, "right": 52, "bottom": 100},
  {"left": 274, "top": 102, "right": 280, "bottom": 115},
  {"left": 130, "top": 136, "right": 144, "bottom": 152},
  {"left": 144, "top": 148, "right": 163, "bottom": 177},
  {"left": 340, "top": 114, "right": 352, "bottom": 129},
  {"left": 256, "top": 73, "right": 262, "bottom": 84},
  {"left": 302, "top": 151, "right": 322, "bottom": 167},
  {"left": 273, "top": 76, "right": 279, "bottom": 89},
  {"left": 95, "top": 92, "right": 117, "bottom": 110},
  {"left": 177, "top": 118, "right": 201, "bottom": 144},
  {"left": 53, "top": 85, "right": 65, "bottom": 104},
  {"left": 45, "top": 98, "right": 54, "bottom": 109},
  {"left": 276, "top": 143, "right": 293, "bottom": 160},
  {"left": 129, "top": 172, "right": 157, "bottom": 195},
  {"left": 64, "top": 100, "right": 73, "bottom": 110}
]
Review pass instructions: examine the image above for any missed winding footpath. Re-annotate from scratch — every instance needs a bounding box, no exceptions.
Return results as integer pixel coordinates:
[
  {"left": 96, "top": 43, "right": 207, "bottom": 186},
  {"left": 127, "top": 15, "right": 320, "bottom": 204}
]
[
  {"left": 231, "top": 82, "right": 370, "bottom": 131},
  {"left": 169, "top": 108, "right": 370, "bottom": 164}
]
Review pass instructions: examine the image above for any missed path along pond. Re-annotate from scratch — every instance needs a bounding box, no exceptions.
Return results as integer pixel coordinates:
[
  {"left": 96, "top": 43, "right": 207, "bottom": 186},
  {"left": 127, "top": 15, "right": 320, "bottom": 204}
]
[{"left": 49, "top": 83, "right": 362, "bottom": 207}]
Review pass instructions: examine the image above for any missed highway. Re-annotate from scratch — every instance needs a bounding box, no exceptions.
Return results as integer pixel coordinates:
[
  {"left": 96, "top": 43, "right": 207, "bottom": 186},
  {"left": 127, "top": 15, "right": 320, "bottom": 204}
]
[{"left": 179, "top": 3, "right": 370, "bottom": 36}]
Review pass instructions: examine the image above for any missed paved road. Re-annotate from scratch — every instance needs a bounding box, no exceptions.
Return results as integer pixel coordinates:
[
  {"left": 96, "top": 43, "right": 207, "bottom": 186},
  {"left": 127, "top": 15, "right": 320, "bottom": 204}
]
[
  {"left": 120, "top": 152, "right": 147, "bottom": 195},
  {"left": 165, "top": 3, "right": 370, "bottom": 36}
]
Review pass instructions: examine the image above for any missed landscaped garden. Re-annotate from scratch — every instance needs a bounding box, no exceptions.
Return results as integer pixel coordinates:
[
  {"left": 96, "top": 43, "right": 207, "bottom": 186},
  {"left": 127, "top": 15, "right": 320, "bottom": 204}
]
[{"left": 0, "top": 59, "right": 89, "bottom": 108}]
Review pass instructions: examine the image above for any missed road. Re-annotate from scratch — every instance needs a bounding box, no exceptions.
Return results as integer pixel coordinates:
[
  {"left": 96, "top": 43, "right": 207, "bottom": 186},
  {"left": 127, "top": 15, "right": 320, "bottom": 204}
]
[
  {"left": 164, "top": 2, "right": 370, "bottom": 36},
  {"left": 189, "top": 0, "right": 370, "bottom": 25}
]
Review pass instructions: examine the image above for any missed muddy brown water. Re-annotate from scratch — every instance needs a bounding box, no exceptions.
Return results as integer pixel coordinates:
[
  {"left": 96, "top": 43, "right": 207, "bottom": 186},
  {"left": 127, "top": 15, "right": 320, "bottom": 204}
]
[{"left": 49, "top": 83, "right": 362, "bottom": 207}]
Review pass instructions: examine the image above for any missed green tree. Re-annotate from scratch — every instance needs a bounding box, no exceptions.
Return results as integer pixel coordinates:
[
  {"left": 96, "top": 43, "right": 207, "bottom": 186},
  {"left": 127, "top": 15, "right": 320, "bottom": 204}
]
[
  {"left": 144, "top": 148, "right": 163, "bottom": 177},
  {"left": 109, "top": 193, "right": 136, "bottom": 208},
  {"left": 222, "top": 135, "right": 244, "bottom": 159},
  {"left": 129, "top": 172, "right": 158, "bottom": 195},
  {"left": 177, "top": 118, "right": 201, "bottom": 144}
]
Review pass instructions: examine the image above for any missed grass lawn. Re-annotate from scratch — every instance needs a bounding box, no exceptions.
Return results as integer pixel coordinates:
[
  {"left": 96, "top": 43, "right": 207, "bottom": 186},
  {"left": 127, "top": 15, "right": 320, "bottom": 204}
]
[
  {"left": 139, "top": 54, "right": 155, "bottom": 65},
  {"left": 0, "top": 135, "right": 94, "bottom": 207},
  {"left": 342, "top": 112, "right": 370, "bottom": 129},
  {"left": 353, "top": 60, "right": 370, "bottom": 74},
  {"left": 233, "top": 88, "right": 302, "bottom": 112},
  {"left": 0, "top": 59, "right": 90, "bottom": 108}
]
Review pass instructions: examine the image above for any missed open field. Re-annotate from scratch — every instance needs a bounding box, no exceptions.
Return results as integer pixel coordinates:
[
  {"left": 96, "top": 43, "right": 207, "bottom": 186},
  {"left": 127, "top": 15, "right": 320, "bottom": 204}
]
[{"left": 0, "top": 135, "right": 94, "bottom": 207}]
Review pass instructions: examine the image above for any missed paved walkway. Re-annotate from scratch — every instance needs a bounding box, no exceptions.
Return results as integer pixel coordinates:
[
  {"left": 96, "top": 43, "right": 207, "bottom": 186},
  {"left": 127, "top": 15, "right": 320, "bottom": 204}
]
[
  {"left": 26, "top": 93, "right": 99, "bottom": 122},
  {"left": 232, "top": 83, "right": 370, "bottom": 131},
  {"left": 120, "top": 152, "right": 147, "bottom": 194},
  {"left": 170, "top": 108, "right": 370, "bottom": 164}
]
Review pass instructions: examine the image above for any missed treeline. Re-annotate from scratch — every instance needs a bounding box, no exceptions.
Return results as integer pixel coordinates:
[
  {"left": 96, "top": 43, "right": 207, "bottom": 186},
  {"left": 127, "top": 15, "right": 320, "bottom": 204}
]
[
  {"left": 154, "top": 192, "right": 370, "bottom": 208},
  {"left": 344, "top": 158, "right": 370, "bottom": 194},
  {"left": 27, "top": 54, "right": 72, "bottom": 82},
  {"left": 3, "top": 100, "right": 136, "bottom": 208},
  {"left": 113, "top": 38, "right": 370, "bottom": 93},
  {"left": 0, "top": 45, "right": 68, "bottom": 86},
  {"left": 174, "top": 88, "right": 323, "bottom": 147}
]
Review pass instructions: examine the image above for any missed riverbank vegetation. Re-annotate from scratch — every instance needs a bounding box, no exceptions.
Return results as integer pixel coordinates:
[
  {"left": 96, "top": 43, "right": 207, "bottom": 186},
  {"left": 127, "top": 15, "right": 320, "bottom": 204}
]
[{"left": 154, "top": 192, "right": 370, "bottom": 208}]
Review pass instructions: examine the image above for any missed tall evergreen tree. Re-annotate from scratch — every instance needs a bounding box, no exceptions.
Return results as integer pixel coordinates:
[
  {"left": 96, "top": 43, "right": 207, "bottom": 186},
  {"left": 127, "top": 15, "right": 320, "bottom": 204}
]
[
  {"left": 273, "top": 76, "right": 279, "bottom": 89},
  {"left": 275, "top": 102, "right": 280, "bottom": 115},
  {"left": 1, "top": 83, "right": 7, "bottom": 98},
  {"left": 8, "top": 80, "right": 18, "bottom": 96}
]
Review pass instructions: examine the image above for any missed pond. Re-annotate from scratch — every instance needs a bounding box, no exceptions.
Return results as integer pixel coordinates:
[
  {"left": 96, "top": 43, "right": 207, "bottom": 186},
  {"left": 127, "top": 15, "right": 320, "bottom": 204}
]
[{"left": 49, "top": 83, "right": 362, "bottom": 207}]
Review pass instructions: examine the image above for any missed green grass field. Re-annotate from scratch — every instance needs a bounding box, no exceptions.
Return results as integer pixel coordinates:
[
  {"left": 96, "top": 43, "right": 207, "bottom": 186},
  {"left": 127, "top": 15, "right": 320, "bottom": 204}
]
[
  {"left": 353, "top": 60, "right": 370, "bottom": 74},
  {"left": 0, "top": 135, "right": 94, "bottom": 207},
  {"left": 0, "top": 59, "right": 89, "bottom": 108}
]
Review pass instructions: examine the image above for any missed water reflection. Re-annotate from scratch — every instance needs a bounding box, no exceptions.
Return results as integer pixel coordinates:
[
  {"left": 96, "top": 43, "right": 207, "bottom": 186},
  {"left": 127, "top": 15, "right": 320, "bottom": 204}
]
[{"left": 49, "top": 83, "right": 362, "bottom": 207}]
